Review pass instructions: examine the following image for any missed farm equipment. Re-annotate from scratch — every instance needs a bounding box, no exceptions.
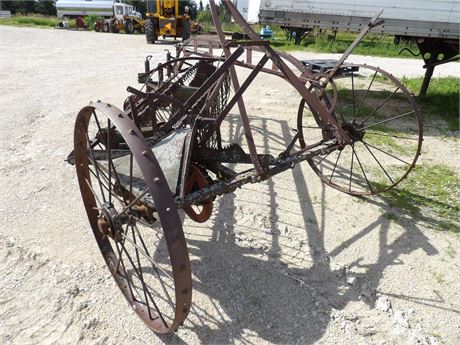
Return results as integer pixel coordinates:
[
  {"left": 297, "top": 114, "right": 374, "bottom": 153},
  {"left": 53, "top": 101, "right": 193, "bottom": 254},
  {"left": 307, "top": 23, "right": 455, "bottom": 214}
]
[
  {"left": 68, "top": 0, "right": 422, "bottom": 334},
  {"left": 94, "top": 17, "right": 109, "bottom": 32},
  {"left": 108, "top": 2, "right": 144, "bottom": 34},
  {"left": 144, "top": 0, "right": 190, "bottom": 43}
]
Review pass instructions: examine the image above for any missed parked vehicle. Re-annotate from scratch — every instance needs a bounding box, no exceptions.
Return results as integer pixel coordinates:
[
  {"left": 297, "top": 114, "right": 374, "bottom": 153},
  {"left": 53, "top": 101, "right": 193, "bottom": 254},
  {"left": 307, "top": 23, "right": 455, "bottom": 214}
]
[
  {"left": 56, "top": 0, "right": 115, "bottom": 18},
  {"left": 108, "top": 2, "right": 144, "bottom": 34},
  {"left": 144, "top": 0, "right": 190, "bottom": 43},
  {"left": 259, "top": 0, "right": 460, "bottom": 95}
]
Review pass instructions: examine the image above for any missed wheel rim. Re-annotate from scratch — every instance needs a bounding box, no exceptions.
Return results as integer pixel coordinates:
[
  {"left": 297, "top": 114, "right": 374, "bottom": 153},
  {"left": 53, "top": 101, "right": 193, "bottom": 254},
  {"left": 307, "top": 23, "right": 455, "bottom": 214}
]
[
  {"left": 74, "top": 103, "right": 192, "bottom": 333},
  {"left": 299, "top": 64, "right": 423, "bottom": 195}
]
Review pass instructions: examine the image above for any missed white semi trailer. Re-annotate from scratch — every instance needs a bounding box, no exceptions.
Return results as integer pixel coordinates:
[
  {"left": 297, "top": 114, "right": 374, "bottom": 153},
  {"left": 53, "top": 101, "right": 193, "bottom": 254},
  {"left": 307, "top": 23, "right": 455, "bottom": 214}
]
[
  {"left": 56, "top": 0, "right": 116, "bottom": 18},
  {"left": 259, "top": 0, "right": 460, "bottom": 95},
  {"left": 234, "top": 0, "right": 260, "bottom": 23}
]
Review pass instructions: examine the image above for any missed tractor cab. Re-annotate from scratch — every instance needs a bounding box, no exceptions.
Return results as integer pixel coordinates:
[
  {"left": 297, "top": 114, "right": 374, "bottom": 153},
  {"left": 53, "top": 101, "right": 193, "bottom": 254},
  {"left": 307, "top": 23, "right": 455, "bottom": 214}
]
[{"left": 113, "top": 3, "right": 133, "bottom": 20}]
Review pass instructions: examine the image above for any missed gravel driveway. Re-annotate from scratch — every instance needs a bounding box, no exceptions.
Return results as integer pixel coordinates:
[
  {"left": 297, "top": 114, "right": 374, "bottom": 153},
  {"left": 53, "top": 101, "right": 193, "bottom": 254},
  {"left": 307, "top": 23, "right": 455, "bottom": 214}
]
[{"left": 1, "top": 26, "right": 459, "bottom": 345}]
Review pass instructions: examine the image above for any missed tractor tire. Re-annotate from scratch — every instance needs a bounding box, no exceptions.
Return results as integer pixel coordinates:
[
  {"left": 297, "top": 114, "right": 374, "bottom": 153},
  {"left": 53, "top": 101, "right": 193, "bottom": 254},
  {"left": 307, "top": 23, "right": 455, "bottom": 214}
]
[
  {"left": 145, "top": 18, "right": 157, "bottom": 44},
  {"left": 109, "top": 19, "right": 119, "bottom": 33},
  {"left": 182, "top": 19, "right": 190, "bottom": 41},
  {"left": 102, "top": 22, "right": 109, "bottom": 33},
  {"left": 124, "top": 19, "right": 134, "bottom": 34}
]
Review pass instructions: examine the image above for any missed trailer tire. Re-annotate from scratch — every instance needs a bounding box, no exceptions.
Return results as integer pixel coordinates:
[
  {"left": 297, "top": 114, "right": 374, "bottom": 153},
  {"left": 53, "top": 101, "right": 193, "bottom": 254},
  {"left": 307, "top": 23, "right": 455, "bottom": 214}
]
[
  {"left": 182, "top": 19, "right": 190, "bottom": 41},
  {"left": 145, "top": 18, "right": 157, "bottom": 44},
  {"left": 109, "top": 19, "right": 119, "bottom": 33},
  {"left": 124, "top": 19, "right": 134, "bottom": 34}
]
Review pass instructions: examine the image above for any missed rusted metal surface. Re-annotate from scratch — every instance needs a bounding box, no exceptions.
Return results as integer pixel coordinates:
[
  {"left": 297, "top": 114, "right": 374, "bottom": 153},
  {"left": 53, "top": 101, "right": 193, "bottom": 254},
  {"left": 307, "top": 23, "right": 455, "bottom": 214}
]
[{"left": 70, "top": 0, "right": 423, "bottom": 334}]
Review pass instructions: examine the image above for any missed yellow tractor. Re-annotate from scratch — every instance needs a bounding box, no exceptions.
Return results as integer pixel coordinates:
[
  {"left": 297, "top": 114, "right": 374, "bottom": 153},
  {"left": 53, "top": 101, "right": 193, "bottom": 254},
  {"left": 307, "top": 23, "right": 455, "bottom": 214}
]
[
  {"left": 109, "top": 2, "right": 145, "bottom": 34},
  {"left": 144, "top": 0, "right": 191, "bottom": 43}
]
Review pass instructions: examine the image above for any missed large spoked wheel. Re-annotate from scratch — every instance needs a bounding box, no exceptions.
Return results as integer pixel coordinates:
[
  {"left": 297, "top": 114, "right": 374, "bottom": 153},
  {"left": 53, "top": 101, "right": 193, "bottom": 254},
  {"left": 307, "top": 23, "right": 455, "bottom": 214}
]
[
  {"left": 74, "top": 102, "right": 192, "bottom": 333},
  {"left": 298, "top": 64, "right": 423, "bottom": 195}
]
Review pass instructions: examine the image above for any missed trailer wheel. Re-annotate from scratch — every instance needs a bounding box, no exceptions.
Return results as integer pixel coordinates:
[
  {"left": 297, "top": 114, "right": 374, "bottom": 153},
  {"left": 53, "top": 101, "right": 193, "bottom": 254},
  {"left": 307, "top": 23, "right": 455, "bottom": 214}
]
[
  {"left": 145, "top": 18, "right": 157, "bottom": 44},
  {"left": 124, "top": 19, "right": 135, "bottom": 34}
]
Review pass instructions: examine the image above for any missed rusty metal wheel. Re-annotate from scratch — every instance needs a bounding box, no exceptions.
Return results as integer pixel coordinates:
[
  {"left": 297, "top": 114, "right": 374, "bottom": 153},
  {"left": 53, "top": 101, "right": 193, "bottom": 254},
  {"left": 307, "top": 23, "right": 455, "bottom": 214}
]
[
  {"left": 73, "top": 102, "right": 191, "bottom": 333},
  {"left": 298, "top": 64, "right": 423, "bottom": 195}
]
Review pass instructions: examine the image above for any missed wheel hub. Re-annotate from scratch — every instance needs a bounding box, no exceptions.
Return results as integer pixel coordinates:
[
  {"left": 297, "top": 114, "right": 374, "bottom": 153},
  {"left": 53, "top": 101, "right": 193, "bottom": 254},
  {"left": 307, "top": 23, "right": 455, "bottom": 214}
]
[
  {"left": 97, "top": 203, "right": 123, "bottom": 241},
  {"left": 342, "top": 122, "right": 365, "bottom": 142}
]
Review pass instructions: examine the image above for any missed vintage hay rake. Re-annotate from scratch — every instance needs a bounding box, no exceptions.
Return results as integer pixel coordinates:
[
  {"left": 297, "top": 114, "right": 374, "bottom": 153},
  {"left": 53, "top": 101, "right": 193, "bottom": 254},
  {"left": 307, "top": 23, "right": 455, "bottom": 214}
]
[{"left": 68, "top": 0, "right": 423, "bottom": 334}]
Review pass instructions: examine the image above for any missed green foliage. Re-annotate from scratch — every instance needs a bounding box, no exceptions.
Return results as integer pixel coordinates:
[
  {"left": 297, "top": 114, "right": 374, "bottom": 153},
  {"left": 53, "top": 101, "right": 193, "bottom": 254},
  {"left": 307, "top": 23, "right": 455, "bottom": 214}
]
[
  {"left": 1, "top": 0, "right": 56, "bottom": 16},
  {"left": 402, "top": 76, "right": 459, "bottom": 132},
  {"left": 269, "top": 28, "right": 420, "bottom": 59},
  {"left": 0, "top": 15, "right": 60, "bottom": 28},
  {"left": 196, "top": 9, "right": 212, "bottom": 24},
  {"left": 377, "top": 165, "right": 460, "bottom": 233},
  {"left": 84, "top": 15, "right": 98, "bottom": 31}
]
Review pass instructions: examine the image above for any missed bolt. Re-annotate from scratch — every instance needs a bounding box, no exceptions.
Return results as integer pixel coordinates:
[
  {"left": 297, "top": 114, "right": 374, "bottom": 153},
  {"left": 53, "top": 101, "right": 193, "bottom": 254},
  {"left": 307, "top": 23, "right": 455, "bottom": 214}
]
[
  {"left": 97, "top": 100, "right": 101, "bottom": 103},
  {"left": 107, "top": 103, "right": 111, "bottom": 107},
  {"left": 142, "top": 151, "right": 148, "bottom": 156},
  {"left": 154, "top": 177, "right": 160, "bottom": 182},
  {"left": 129, "top": 129, "right": 135, "bottom": 135},
  {"left": 118, "top": 113, "right": 123, "bottom": 118},
  {"left": 166, "top": 207, "right": 171, "bottom": 212}
]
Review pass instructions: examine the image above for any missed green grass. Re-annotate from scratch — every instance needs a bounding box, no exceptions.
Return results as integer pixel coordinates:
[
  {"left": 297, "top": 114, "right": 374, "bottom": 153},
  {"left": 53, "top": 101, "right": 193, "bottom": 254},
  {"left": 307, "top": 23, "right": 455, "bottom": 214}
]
[
  {"left": 268, "top": 30, "right": 420, "bottom": 58},
  {"left": 402, "top": 76, "right": 459, "bottom": 132},
  {"left": 365, "top": 126, "right": 416, "bottom": 156},
  {"left": 377, "top": 164, "right": 460, "bottom": 233},
  {"left": 0, "top": 15, "right": 66, "bottom": 28}
]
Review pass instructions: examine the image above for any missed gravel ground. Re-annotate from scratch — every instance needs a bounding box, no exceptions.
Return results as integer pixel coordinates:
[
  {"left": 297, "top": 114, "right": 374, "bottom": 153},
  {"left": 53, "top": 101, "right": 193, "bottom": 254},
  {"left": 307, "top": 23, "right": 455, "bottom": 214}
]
[{"left": 1, "top": 26, "right": 459, "bottom": 345}]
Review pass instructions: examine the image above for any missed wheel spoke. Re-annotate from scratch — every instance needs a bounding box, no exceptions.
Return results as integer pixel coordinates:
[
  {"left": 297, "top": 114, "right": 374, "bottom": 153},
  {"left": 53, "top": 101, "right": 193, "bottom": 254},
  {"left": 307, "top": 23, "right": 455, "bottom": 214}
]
[
  {"left": 314, "top": 151, "right": 332, "bottom": 167},
  {"left": 353, "top": 70, "right": 377, "bottom": 123},
  {"left": 366, "top": 131, "right": 418, "bottom": 141},
  {"left": 115, "top": 188, "right": 151, "bottom": 220},
  {"left": 123, "top": 226, "right": 169, "bottom": 327},
  {"left": 351, "top": 71, "right": 356, "bottom": 119},
  {"left": 92, "top": 111, "right": 124, "bottom": 200},
  {"left": 132, "top": 223, "right": 175, "bottom": 309},
  {"left": 362, "top": 141, "right": 395, "bottom": 184},
  {"left": 120, "top": 231, "right": 174, "bottom": 281},
  {"left": 85, "top": 130, "right": 107, "bottom": 203},
  {"left": 114, "top": 238, "right": 136, "bottom": 302},
  {"left": 359, "top": 87, "right": 400, "bottom": 126},
  {"left": 84, "top": 177, "right": 103, "bottom": 208},
  {"left": 329, "top": 149, "right": 343, "bottom": 183},
  {"left": 361, "top": 110, "right": 415, "bottom": 131},
  {"left": 108, "top": 119, "right": 112, "bottom": 204},
  {"left": 88, "top": 165, "right": 126, "bottom": 207},
  {"left": 362, "top": 140, "right": 411, "bottom": 165},
  {"left": 352, "top": 144, "right": 374, "bottom": 194},
  {"left": 348, "top": 146, "right": 355, "bottom": 191}
]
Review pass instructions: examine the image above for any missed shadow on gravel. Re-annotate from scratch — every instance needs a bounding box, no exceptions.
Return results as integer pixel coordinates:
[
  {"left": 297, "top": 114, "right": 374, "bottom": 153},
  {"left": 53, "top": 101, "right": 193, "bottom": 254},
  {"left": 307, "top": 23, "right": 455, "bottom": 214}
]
[{"left": 156, "top": 114, "right": 443, "bottom": 344}]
